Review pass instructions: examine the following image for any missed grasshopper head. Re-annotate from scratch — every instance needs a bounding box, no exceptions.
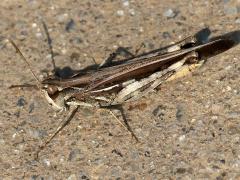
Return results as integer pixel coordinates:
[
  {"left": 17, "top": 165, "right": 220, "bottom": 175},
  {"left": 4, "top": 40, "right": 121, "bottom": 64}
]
[{"left": 7, "top": 39, "right": 68, "bottom": 112}]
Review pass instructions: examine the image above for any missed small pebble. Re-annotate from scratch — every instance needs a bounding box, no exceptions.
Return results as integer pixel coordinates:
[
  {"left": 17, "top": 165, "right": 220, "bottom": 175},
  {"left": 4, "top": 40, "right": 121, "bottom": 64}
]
[
  {"left": 13, "top": 149, "right": 20, "bottom": 154},
  {"left": 70, "top": 37, "right": 83, "bottom": 45},
  {"left": 139, "top": 26, "right": 144, "bottom": 32},
  {"left": 191, "top": 118, "right": 196, "bottom": 123},
  {"left": 17, "top": 97, "right": 26, "bottom": 107},
  {"left": 70, "top": 52, "right": 80, "bottom": 61},
  {"left": 227, "top": 112, "right": 240, "bottom": 119},
  {"left": 178, "top": 135, "right": 186, "bottom": 142},
  {"left": 162, "top": 32, "right": 171, "bottom": 39},
  {"left": 152, "top": 105, "right": 165, "bottom": 119},
  {"left": 110, "top": 166, "right": 122, "bottom": 177},
  {"left": 117, "top": 10, "right": 124, "bottom": 16},
  {"left": 112, "top": 149, "right": 123, "bottom": 157},
  {"left": 176, "top": 167, "right": 186, "bottom": 174},
  {"left": 144, "top": 151, "right": 151, "bottom": 157},
  {"left": 15, "top": 20, "right": 27, "bottom": 29},
  {"left": 61, "top": 48, "right": 67, "bottom": 54},
  {"left": 28, "top": 129, "right": 47, "bottom": 139},
  {"left": 225, "top": 65, "right": 232, "bottom": 70},
  {"left": 30, "top": 175, "right": 38, "bottom": 180},
  {"left": 18, "top": 30, "right": 28, "bottom": 40},
  {"left": 67, "top": 174, "right": 77, "bottom": 180},
  {"left": 29, "top": 103, "right": 35, "bottom": 113},
  {"left": 129, "top": 9, "right": 135, "bottom": 16},
  {"left": 176, "top": 106, "right": 184, "bottom": 121},
  {"left": 0, "top": 138, "right": 5, "bottom": 145},
  {"left": 226, "top": 86, "right": 232, "bottom": 91},
  {"left": 42, "top": 159, "right": 51, "bottom": 167},
  {"left": 31, "top": 23, "right": 37, "bottom": 28},
  {"left": 45, "top": 54, "right": 52, "bottom": 60},
  {"left": 211, "top": 115, "right": 218, "bottom": 120},
  {"left": 68, "top": 149, "right": 82, "bottom": 161},
  {"left": 65, "top": 19, "right": 75, "bottom": 32},
  {"left": 56, "top": 13, "right": 69, "bottom": 23},
  {"left": 78, "top": 171, "right": 89, "bottom": 180},
  {"left": 14, "top": 111, "right": 20, "bottom": 118},
  {"left": 211, "top": 104, "right": 222, "bottom": 114},
  {"left": 235, "top": 18, "right": 240, "bottom": 24},
  {"left": 163, "top": 9, "right": 176, "bottom": 18},
  {"left": 35, "top": 32, "right": 42, "bottom": 38},
  {"left": 232, "top": 160, "right": 240, "bottom": 168},
  {"left": 142, "top": 41, "right": 154, "bottom": 49},
  {"left": 233, "top": 89, "right": 238, "bottom": 94},
  {"left": 122, "top": 0, "right": 129, "bottom": 7},
  {"left": 130, "top": 150, "right": 139, "bottom": 159},
  {"left": 224, "top": 6, "right": 238, "bottom": 15}
]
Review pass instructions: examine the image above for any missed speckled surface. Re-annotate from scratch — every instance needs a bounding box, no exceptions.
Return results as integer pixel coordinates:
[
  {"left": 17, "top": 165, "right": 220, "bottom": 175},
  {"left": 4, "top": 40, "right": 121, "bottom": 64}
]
[{"left": 0, "top": 0, "right": 240, "bottom": 179}]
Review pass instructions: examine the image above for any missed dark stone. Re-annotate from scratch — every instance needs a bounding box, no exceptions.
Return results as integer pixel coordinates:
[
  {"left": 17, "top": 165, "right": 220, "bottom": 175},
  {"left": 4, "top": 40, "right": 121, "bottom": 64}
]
[
  {"left": 29, "top": 103, "right": 34, "bottom": 113},
  {"left": 66, "top": 19, "right": 75, "bottom": 32},
  {"left": 162, "top": 32, "right": 171, "bottom": 39},
  {"left": 144, "top": 151, "right": 150, "bottom": 157},
  {"left": 17, "top": 96, "right": 26, "bottom": 107}
]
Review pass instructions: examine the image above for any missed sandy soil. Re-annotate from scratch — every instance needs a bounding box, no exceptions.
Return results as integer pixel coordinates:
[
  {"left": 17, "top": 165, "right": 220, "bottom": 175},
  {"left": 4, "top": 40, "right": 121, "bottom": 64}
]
[{"left": 0, "top": 0, "right": 240, "bottom": 179}]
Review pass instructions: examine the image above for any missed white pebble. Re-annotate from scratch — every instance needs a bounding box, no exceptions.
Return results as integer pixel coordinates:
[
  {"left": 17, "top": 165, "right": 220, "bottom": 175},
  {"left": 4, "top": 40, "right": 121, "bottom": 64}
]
[
  {"left": 12, "top": 133, "right": 17, "bottom": 139},
  {"left": 61, "top": 48, "right": 67, "bottom": 54},
  {"left": 14, "top": 149, "right": 20, "bottom": 154},
  {"left": 43, "top": 159, "right": 51, "bottom": 167},
  {"left": 67, "top": 174, "right": 77, "bottom": 180},
  {"left": 211, "top": 116, "right": 218, "bottom": 120},
  {"left": 0, "top": 138, "right": 5, "bottom": 145},
  {"left": 122, "top": 0, "right": 129, "bottom": 6},
  {"left": 225, "top": 65, "right": 232, "bottom": 70},
  {"left": 226, "top": 86, "right": 232, "bottom": 91},
  {"left": 32, "top": 23, "right": 37, "bottom": 28},
  {"left": 235, "top": 18, "right": 240, "bottom": 24},
  {"left": 179, "top": 135, "right": 186, "bottom": 142},
  {"left": 57, "top": 13, "right": 69, "bottom": 22},
  {"left": 35, "top": 32, "right": 42, "bottom": 38},
  {"left": 129, "top": 9, "right": 135, "bottom": 16},
  {"left": 113, "top": 45, "right": 118, "bottom": 49},
  {"left": 163, "top": 9, "right": 176, "bottom": 18},
  {"left": 191, "top": 118, "right": 196, "bottom": 123},
  {"left": 60, "top": 156, "right": 65, "bottom": 163},
  {"left": 139, "top": 26, "right": 144, "bottom": 32},
  {"left": 117, "top": 10, "right": 124, "bottom": 16},
  {"left": 46, "top": 54, "right": 52, "bottom": 60}
]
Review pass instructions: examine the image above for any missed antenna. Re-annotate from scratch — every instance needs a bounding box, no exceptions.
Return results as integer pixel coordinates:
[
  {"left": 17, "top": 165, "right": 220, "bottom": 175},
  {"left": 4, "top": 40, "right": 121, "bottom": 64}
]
[
  {"left": 6, "top": 39, "right": 41, "bottom": 87},
  {"left": 41, "top": 20, "right": 57, "bottom": 74}
]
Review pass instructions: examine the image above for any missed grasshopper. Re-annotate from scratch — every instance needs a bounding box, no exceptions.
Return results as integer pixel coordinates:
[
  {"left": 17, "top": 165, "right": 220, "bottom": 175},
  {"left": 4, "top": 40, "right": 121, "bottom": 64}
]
[{"left": 6, "top": 32, "right": 234, "bottom": 158}]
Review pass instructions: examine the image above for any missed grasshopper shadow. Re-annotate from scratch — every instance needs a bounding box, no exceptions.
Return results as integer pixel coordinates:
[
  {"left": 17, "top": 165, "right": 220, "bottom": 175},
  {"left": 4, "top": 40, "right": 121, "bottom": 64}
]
[{"left": 211, "top": 30, "right": 240, "bottom": 45}]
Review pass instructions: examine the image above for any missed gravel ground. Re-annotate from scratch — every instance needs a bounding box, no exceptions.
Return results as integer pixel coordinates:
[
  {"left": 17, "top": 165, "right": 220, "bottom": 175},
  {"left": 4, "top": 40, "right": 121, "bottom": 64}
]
[{"left": 0, "top": 0, "right": 240, "bottom": 179}]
